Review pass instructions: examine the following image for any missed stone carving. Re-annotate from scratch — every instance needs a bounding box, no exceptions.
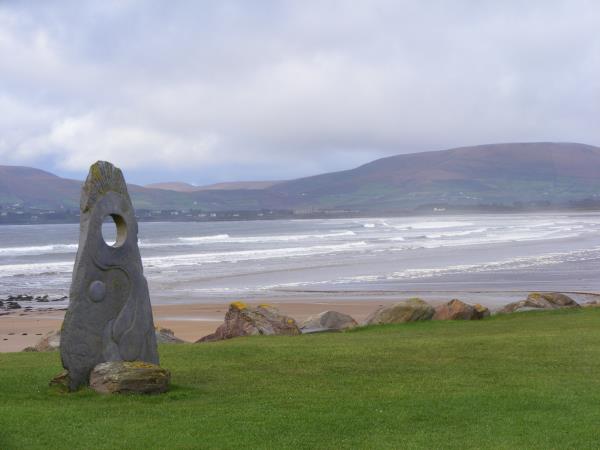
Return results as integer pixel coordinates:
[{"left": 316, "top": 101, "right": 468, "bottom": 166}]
[{"left": 60, "top": 161, "right": 158, "bottom": 390}]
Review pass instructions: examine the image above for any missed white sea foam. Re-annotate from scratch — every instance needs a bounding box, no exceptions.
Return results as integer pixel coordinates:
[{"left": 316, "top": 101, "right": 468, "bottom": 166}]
[
  {"left": 143, "top": 241, "right": 368, "bottom": 268},
  {"left": 266, "top": 246, "right": 600, "bottom": 289},
  {"left": 395, "top": 221, "right": 474, "bottom": 230},
  {"left": 0, "top": 261, "right": 73, "bottom": 278},
  {"left": 423, "top": 228, "right": 488, "bottom": 239},
  {"left": 175, "top": 230, "right": 356, "bottom": 245},
  {"left": 177, "top": 234, "right": 231, "bottom": 242},
  {"left": 0, "top": 244, "right": 78, "bottom": 256}
]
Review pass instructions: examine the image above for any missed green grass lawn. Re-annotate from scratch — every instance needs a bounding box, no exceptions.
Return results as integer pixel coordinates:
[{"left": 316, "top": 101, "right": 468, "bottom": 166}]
[{"left": 2, "top": 308, "right": 600, "bottom": 449}]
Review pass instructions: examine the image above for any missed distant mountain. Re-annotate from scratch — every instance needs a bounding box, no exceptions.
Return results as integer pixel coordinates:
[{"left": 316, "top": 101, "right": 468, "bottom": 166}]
[
  {"left": 144, "top": 182, "right": 199, "bottom": 192},
  {"left": 0, "top": 166, "right": 82, "bottom": 209},
  {"left": 147, "top": 180, "right": 282, "bottom": 192},
  {"left": 267, "top": 142, "right": 600, "bottom": 210},
  {"left": 2, "top": 142, "right": 600, "bottom": 214},
  {"left": 0, "top": 166, "right": 200, "bottom": 210}
]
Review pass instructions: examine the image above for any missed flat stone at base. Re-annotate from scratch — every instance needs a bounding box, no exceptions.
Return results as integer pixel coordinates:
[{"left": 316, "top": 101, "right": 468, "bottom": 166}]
[
  {"left": 49, "top": 370, "right": 71, "bottom": 392},
  {"left": 89, "top": 361, "right": 170, "bottom": 394}
]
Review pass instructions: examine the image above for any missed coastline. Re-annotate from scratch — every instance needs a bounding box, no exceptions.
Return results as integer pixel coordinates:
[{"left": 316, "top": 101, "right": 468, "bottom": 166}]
[{"left": 3, "top": 290, "right": 600, "bottom": 352}]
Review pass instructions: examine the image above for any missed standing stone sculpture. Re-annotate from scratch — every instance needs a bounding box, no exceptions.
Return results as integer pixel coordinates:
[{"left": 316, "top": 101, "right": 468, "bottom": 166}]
[{"left": 60, "top": 161, "right": 159, "bottom": 391}]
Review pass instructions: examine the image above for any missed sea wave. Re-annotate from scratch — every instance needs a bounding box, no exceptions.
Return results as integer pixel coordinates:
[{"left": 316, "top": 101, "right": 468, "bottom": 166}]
[
  {"left": 0, "top": 244, "right": 78, "bottom": 256},
  {"left": 175, "top": 230, "right": 356, "bottom": 244},
  {"left": 266, "top": 246, "right": 600, "bottom": 289},
  {"left": 394, "top": 221, "right": 474, "bottom": 230},
  {"left": 143, "top": 241, "right": 368, "bottom": 268}
]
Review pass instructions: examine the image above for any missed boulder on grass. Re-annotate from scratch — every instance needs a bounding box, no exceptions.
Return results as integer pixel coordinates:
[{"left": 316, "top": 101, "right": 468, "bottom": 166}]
[
  {"left": 300, "top": 310, "right": 358, "bottom": 333},
  {"left": 583, "top": 300, "right": 600, "bottom": 308},
  {"left": 433, "top": 299, "right": 488, "bottom": 320},
  {"left": 527, "top": 292, "right": 579, "bottom": 308},
  {"left": 197, "top": 302, "right": 301, "bottom": 343},
  {"left": 501, "top": 292, "right": 579, "bottom": 313},
  {"left": 365, "top": 298, "right": 434, "bottom": 325},
  {"left": 89, "top": 361, "right": 170, "bottom": 394},
  {"left": 473, "top": 303, "right": 491, "bottom": 319}
]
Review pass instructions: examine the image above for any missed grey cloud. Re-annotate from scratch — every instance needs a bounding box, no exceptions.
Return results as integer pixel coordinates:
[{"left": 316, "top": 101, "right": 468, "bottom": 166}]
[{"left": 0, "top": 1, "right": 599, "bottom": 184}]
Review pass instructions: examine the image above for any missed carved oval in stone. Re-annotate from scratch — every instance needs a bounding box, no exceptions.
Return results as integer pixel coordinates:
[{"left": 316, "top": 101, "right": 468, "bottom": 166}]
[{"left": 89, "top": 280, "right": 106, "bottom": 302}]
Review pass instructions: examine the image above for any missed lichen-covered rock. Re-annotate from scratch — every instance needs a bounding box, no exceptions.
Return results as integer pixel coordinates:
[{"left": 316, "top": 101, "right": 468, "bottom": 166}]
[
  {"left": 60, "top": 161, "right": 159, "bottom": 391},
  {"left": 433, "top": 299, "right": 486, "bottom": 320},
  {"left": 501, "top": 292, "right": 579, "bottom": 313},
  {"left": 89, "top": 361, "right": 170, "bottom": 394},
  {"left": 364, "top": 298, "right": 434, "bottom": 325},
  {"left": 155, "top": 327, "right": 185, "bottom": 344},
  {"left": 473, "top": 303, "right": 491, "bottom": 319},
  {"left": 300, "top": 310, "right": 358, "bottom": 333},
  {"left": 197, "top": 302, "right": 300, "bottom": 343},
  {"left": 527, "top": 292, "right": 579, "bottom": 308}
]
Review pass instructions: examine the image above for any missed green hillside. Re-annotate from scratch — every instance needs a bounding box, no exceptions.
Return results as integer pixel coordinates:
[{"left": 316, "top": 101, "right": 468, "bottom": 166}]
[{"left": 3, "top": 142, "right": 600, "bottom": 213}]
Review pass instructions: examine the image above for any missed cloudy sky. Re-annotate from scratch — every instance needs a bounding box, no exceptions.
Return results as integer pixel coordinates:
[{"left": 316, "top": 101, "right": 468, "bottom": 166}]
[{"left": 1, "top": 1, "right": 599, "bottom": 185}]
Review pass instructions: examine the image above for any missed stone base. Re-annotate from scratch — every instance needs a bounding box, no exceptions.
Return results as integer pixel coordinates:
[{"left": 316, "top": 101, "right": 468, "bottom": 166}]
[
  {"left": 49, "top": 370, "right": 71, "bottom": 392},
  {"left": 89, "top": 361, "right": 170, "bottom": 394}
]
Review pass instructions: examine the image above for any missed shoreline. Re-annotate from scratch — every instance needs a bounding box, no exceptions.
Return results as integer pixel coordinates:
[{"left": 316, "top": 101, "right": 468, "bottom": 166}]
[{"left": 3, "top": 290, "right": 600, "bottom": 352}]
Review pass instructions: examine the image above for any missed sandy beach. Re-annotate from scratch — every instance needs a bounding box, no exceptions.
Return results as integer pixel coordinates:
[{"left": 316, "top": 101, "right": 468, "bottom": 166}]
[
  {"left": 4, "top": 290, "right": 600, "bottom": 352},
  {"left": 0, "top": 298, "right": 403, "bottom": 352}
]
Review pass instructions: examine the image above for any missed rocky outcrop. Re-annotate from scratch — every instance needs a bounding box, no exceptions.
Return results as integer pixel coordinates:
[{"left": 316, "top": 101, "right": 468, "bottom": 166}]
[
  {"left": 300, "top": 311, "right": 358, "bottom": 333},
  {"left": 89, "top": 361, "right": 170, "bottom": 394},
  {"left": 500, "top": 292, "right": 579, "bottom": 313},
  {"left": 155, "top": 327, "right": 185, "bottom": 344},
  {"left": 197, "top": 302, "right": 301, "bottom": 343},
  {"left": 433, "top": 299, "right": 489, "bottom": 320},
  {"left": 364, "top": 298, "right": 434, "bottom": 325}
]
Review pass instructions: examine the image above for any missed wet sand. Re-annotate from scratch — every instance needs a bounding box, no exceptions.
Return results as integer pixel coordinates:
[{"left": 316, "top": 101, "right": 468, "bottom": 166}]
[{"left": 3, "top": 290, "right": 599, "bottom": 352}]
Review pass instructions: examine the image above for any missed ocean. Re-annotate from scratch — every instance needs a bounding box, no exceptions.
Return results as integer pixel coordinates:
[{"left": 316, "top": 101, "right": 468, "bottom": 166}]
[{"left": 2, "top": 212, "right": 600, "bottom": 307}]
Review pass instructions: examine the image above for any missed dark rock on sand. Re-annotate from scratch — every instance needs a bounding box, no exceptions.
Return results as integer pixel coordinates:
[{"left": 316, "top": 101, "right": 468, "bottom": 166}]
[
  {"left": 23, "top": 330, "right": 62, "bottom": 352},
  {"left": 433, "top": 299, "right": 489, "bottom": 320},
  {"left": 26, "top": 328, "right": 184, "bottom": 352},
  {"left": 89, "top": 361, "right": 170, "bottom": 394},
  {"left": 365, "top": 298, "right": 434, "bottom": 325},
  {"left": 301, "top": 310, "right": 358, "bottom": 333},
  {"left": 197, "top": 302, "right": 301, "bottom": 343},
  {"left": 5, "top": 301, "right": 21, "bottom": 310},
  {"left": 155, "top": 327, "right": 185, "bottom": 344}
]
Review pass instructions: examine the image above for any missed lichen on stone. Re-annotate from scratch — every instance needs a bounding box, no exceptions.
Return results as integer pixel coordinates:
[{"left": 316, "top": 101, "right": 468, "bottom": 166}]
[{"left": 230, "top": 301, "right": 247, "bottom": 310}]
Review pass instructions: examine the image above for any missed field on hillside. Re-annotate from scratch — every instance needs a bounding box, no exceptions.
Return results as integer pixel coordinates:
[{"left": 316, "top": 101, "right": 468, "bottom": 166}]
[{"left": 2, "top": 308, "right": 600, "bottom": 449}]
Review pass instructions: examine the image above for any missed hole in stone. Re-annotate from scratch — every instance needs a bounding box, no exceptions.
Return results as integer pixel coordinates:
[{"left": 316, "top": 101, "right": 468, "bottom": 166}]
[{"left": 102, "top": 214, "right": 127, "bottom": 247}]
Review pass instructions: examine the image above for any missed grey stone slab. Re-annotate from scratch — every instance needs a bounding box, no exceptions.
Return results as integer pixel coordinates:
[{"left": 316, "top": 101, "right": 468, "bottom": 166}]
[{"left": 60, "top": 161, "right": 159, "bottom": 390}]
